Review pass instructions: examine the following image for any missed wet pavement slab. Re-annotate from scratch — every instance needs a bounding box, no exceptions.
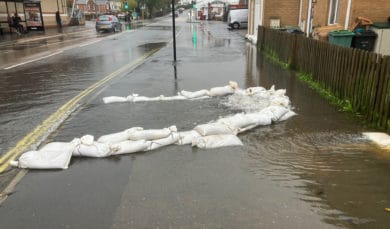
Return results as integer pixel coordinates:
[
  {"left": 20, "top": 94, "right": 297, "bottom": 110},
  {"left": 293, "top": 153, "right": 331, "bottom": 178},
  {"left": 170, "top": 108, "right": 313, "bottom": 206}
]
[{"left": 0, "top": 15, "right": 390, "bottom": 228}]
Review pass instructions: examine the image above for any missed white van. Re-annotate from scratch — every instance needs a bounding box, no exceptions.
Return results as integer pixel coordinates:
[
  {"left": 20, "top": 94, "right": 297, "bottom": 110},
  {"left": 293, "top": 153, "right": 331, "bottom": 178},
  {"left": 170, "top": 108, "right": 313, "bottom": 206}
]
[{"left": 228, "top": 9, "right": 248, "bottom": 29}]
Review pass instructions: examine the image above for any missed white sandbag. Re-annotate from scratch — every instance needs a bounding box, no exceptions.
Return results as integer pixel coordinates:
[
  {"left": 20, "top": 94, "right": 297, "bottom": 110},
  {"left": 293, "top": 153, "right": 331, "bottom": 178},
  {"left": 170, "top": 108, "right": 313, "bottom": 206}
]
[
  {"left": 217, "top": 113, "right": 259, "bottom": 129},
  {"left": 278, "top": 110, "right": 297, "bottom": 121},
  {"left": 244, "top": 113, "right": 272, "bottom": 126},
  {"left": 274, "top": 89, "right": 286, "bottom": 97},
  {"left": 363, "top": 132, "right": 390, "bottom": 148},
  {"left": 145, "top": 132, "right": 179, "bottom": 151},
  {"left": 191, "top": 96, "right": 210, "bottom": 100},
  {"left": 209, "top": 81, "right": 238, "bottom": 97},
  {"left": 237, "top": 124, "right": 258, "bottom": 133},
  {"left": 209, "top": 85, "right": 235, "bottom": 97},
  {"left": 128, "top": 126, "right": 177, "bottom": 141},
  {"left": 269, "top": 85, "right": 275, "bottom": 94},
  {"left": 72, "top": 135, "right": 112, "bottom": 157},
  {"left": 192, "top": 134, "right": 243, "bottom": 149},
  {"left": 232, "top": 113, "right": 272, "bottom": 133},
  {"left": 132, "top": 95, "right": 156, "bottom": 102},
  {"left": 270, "top": 96, "right": 290, "bottom": 107},
  {"left": 97, "top": 127, "right": 143, "bottom": 144},
  {"left": 246, "top": 87, "right": 266, "bottom": 96},
  {"left": 253, "top": 90, "right": 271, "bottom": 100},
  {"left": 39, "top": 140, "right": 79, "bottom": 152},
  {"left": 111, "top": 140, "right": 149, "bottom": 155},
  {"left": 260, "top": 106, "right": 289, "bottom": 122},
  {"left": 160, "top": 95, "right": 187, "bottom": 101},
  {"left": 180, "top": 90, "right": 209, "bottom": 99},
  {"left": 176, "top": 130, "right": 201, "bottom": 145},
  {"left": 194, "top": 122, "right": 238, "bottom": 136},
  {"left": 103, "top": 96, "right": 128, "bottom": 104},
  {"left": 215, "top": 112, "right": 273, "bottom": 134},
  {"left": 10, "top": 140, "right": 79, "bottom": 169}
]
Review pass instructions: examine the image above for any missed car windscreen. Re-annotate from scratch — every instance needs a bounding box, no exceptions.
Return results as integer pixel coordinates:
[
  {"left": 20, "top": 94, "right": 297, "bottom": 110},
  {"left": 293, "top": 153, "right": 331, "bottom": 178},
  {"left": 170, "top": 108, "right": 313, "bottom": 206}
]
[{"left": 98, "top": 16, "right": 111, "bottom": 21}]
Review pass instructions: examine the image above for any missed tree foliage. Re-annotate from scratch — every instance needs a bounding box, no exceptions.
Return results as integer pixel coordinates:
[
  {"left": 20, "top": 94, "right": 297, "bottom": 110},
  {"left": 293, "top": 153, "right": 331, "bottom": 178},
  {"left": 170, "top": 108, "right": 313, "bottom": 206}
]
[
  {"left": 121, "top": 0, "right": 138, "bottom": 11},
  {"left": 139, "top": 0, "right": 176, "bottom": 18}
]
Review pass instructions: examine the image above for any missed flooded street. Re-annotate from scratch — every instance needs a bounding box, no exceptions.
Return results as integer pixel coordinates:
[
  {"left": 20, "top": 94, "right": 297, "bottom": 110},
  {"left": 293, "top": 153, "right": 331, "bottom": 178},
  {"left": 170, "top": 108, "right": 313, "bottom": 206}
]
[{"left": 0, "top": 15, "right": 389, "bottom": 228}]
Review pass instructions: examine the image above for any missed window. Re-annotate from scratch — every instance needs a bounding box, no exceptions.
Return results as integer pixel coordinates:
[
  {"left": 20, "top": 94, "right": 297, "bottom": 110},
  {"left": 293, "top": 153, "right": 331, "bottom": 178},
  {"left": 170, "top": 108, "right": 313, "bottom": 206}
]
[{"left": 328, "top": 0, "right": 339, "bottom": 24}]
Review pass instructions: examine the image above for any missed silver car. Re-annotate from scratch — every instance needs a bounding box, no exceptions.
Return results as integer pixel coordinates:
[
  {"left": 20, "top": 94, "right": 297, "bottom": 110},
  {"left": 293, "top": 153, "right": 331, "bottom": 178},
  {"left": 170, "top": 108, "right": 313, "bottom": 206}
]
[{"left": 96, "top": 15, "right": 122, "bottom": 33}]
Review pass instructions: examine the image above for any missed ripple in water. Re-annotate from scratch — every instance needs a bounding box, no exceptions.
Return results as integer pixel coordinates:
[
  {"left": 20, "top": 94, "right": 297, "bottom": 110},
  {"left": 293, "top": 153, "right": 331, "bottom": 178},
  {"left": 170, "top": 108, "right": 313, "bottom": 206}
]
[{"left": 241, "top": 129, "right": 390, "bottom": 228}]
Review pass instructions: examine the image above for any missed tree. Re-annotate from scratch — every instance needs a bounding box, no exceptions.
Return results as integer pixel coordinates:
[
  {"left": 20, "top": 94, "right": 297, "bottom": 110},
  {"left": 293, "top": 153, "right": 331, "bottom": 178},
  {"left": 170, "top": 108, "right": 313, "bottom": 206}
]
[
  {"left": 139, "top": 0, "right": 177, "bottom": 18},
  {"left": 121, "top": 0, "right": 137, "bottom": 11}
]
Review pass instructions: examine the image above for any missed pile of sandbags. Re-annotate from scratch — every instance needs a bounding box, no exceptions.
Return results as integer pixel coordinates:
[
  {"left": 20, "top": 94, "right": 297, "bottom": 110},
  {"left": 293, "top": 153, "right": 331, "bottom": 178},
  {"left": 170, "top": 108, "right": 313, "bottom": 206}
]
[{"left": 10, "top": 82, "right": 297, "bottom": 170}]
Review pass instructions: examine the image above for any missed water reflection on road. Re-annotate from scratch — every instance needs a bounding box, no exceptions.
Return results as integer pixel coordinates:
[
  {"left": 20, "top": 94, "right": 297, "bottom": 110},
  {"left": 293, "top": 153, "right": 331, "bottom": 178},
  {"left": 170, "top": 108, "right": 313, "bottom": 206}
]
[{"left": 244, "top": 44, "right": 390, "bottom": 228}]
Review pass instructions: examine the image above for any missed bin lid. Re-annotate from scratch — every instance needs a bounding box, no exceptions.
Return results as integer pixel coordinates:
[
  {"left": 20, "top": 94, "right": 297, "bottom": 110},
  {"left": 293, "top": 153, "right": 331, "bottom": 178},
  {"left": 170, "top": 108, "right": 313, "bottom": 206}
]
[
  {"left": 372, "top": 22, "right": 390, "bottom": 29},
  {"left": 329, "top": 30, "right": 355, "bottom": 36},
  {"left": 355, "top": 30, "right": 377, "bottom": 37}
]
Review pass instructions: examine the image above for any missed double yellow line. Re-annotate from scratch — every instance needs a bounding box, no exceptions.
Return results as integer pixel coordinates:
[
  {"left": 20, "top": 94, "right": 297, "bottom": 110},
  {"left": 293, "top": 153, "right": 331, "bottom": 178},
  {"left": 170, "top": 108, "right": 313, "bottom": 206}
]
[{"left": 0, "top": 48, "right": 159, "bottom": 173}]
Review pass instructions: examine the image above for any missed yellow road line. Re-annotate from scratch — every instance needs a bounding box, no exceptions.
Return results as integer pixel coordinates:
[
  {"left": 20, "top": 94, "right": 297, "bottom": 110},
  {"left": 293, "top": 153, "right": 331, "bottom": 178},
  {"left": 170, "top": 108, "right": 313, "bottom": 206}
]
[{"left": 0, "top": 48, "right": 159, "bottom": 173}]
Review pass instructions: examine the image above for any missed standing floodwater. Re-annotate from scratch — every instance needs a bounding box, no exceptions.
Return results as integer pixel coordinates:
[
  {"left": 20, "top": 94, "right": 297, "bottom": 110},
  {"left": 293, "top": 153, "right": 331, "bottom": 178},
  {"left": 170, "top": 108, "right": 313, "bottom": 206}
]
[
  {"left": 243, "top": 52, "right": 390, "bottom": 228},
  {"left": 0, "top": 17, "right": 389, "bottom": 229}
]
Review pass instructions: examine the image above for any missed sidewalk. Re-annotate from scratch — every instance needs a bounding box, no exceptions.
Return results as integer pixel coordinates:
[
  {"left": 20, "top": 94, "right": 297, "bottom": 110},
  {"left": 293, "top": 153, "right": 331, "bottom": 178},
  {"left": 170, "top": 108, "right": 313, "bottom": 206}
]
[{"left": 0, "top": 21, "right": 96, "bottom": 46}]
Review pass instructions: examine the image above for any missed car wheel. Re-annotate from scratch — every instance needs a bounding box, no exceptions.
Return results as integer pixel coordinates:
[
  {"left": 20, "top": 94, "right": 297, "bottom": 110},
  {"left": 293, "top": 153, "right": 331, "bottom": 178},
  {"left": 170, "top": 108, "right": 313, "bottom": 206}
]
[{"left": 232, "top": 23, "right": 240, "bottom": 29}]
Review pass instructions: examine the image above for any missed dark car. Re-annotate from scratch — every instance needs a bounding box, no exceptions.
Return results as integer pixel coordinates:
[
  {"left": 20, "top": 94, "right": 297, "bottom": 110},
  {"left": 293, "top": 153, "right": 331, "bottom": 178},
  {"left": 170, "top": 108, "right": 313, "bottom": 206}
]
[{"left": 96, "top": 15, "right": 122, "bottom": 33}]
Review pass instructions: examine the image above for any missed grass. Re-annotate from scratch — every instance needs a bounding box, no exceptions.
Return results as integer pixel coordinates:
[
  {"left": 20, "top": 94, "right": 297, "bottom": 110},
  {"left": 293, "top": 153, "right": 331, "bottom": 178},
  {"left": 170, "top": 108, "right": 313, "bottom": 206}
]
[
  {"left": 261, "top": 49, "right": 354, "bottom": 113},
  {"left": 298, "top": 72, "right": 353, "bottom": 112}
]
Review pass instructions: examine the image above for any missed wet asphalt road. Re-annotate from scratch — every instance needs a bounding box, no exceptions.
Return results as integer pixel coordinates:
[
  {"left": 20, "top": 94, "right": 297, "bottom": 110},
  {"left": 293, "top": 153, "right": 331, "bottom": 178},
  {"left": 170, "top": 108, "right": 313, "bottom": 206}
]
[{"left": 1, "top": 14, "right": 390, "bottom": 228}]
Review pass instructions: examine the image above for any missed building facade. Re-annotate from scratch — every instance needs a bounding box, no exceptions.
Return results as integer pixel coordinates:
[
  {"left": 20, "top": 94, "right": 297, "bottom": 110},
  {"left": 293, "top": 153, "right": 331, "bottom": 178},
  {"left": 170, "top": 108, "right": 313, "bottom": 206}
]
[{"left": 248, "top": 0, "right": 390, "bottom": 39}]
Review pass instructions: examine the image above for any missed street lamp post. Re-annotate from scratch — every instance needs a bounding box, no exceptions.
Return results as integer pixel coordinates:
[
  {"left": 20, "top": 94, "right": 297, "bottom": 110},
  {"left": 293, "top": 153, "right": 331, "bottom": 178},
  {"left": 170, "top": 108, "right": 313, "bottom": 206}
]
[{"left": 171, "top": 0, "right": 177, "bottom": 62}]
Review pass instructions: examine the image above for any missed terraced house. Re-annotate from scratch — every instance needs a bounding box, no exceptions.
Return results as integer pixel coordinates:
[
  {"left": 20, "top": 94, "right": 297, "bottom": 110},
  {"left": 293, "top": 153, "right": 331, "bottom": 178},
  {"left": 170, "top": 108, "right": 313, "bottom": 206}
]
[{"left": 247, "top": 0, "right": 390, "bottom": 38}]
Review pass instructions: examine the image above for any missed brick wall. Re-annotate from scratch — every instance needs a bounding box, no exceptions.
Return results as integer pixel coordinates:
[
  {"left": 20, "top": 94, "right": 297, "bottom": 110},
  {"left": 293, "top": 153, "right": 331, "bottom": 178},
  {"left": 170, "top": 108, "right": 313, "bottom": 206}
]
[
  {"left": 300, "top": 0, "right": 309, "bottom": 31},
  {"left": 303, "top": 0, "right": 390, "bottom": 31},
  {"left": 312, "top": 0, "right": 329, "bottom": 27},
  {"left": 351, "top": 0, "right": 390, "bottom": 26},
  {"left": 263, "top": 0, "right": 300, "bottom": 27}
]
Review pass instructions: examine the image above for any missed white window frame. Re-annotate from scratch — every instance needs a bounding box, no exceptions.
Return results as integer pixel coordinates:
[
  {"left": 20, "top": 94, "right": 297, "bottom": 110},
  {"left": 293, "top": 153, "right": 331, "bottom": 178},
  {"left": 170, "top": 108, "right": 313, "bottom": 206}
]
[{"left": 328, "top": 0, "right": 340, "bottom": 25}]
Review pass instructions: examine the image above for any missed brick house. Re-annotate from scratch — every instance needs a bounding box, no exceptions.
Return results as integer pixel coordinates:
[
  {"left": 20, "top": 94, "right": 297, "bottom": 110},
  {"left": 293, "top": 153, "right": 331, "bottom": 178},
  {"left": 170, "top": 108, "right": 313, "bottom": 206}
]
[
  {"left": 247, "top": 0, "right": 390, "bottom": 40},
  {"left": 247, "top": 0, "right": 301, "bottom": 42},
  {"left": 75, "top": 0, "right": 110, "bottom": 15},
  {"left": 300, "top": 0, "right": 390, "bottom": 34}
]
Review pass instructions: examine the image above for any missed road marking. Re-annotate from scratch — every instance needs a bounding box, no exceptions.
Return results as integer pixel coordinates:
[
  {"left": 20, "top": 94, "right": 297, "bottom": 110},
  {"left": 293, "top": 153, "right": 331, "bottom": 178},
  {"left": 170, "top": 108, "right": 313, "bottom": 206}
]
[
  {"left": 78, "top": 39, "right": 102, "bottom": 47},
  {"left": 0, "top": 48, "right": 160, "bottom": 173},
  {"left": 4, "top": 51, "right": 63, "bottom": 70},
  {"left": 0, "top": 169, "right": 28, "bottom": 205}
]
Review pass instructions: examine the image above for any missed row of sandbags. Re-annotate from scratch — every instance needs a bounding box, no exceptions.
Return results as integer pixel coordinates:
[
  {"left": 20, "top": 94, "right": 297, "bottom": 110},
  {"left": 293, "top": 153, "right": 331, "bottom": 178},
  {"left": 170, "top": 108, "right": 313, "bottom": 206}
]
[
  {"left": 10, "top": 105, "right": 295, "bottom": 170},
  {"left": 10, "top": 83, "right": 296, "bottom": 170},
  {"left": 103, "top": 81, "right": 239, "bottom": 104},
  {"left": 103, "top": 82, "right": 291, "bottom": 115}
]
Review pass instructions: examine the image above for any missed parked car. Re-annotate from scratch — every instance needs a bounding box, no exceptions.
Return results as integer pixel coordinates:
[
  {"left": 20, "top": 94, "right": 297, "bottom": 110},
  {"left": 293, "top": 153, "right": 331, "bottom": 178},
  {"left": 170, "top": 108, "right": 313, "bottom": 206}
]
[
  {"left": 96, "top": 15, "right": 122, "bottom": 33},
  {"left": 228, "top": 9, "right": 248, "bottom": 29}
]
